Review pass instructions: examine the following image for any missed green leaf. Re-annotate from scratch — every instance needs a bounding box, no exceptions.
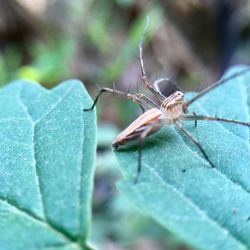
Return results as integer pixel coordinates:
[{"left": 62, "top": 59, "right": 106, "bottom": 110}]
[
  {"left": 0, "top": 79, "right": 96, "bottom": 250},
  {"left": 115, "top": 65, "right": 250, "bottom": 250}
]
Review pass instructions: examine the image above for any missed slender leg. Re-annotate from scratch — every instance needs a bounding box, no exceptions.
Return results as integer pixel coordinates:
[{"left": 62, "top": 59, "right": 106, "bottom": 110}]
[
  {"left": 134, "top": 122, "right": 160, "bottom": 184},
  {"left": 183, "top": 67, "right": 250, "bottom": 110},
  {"left": 135, "top": 137, "right": 143, "bottom": 184},
  {"left": 136, "top": 93, "right": 160, "bottom": 108},
  {"left": 138, "top": 17, "right": 166, "bottom": 101},
  {"left": 83, "top": 87, "right": 151, "bottom": 111},
  {"left": 192, "top": 112, "right": 198, "bottom": 127},
  {"left": 174, "top": 121, "right": 215, "bottom": 168},
  {"left": 139, "top": 17, "right": 183, "bottom": 100},
  {"left": 181, "top": 115, "right": 250, "bottom": 127}
]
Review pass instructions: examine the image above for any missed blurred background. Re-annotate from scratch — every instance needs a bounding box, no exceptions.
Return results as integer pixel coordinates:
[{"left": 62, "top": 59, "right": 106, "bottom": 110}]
[{"left": 1, "top": 0, "right": 250, "bottom": 249}]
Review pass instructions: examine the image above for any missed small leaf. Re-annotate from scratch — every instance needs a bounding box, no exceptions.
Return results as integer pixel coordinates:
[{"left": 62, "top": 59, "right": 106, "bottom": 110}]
[
  {"left": 115, "top": 65, "right": 250, "bottom": 250},
  {"left": 0, "top": 79, "right": 96, "bottom": 250}
]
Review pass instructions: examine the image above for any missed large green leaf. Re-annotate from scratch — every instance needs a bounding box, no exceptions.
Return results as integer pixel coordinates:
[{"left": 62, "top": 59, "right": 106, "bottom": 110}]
[
  {"left": 115, "top": 66, "right": 250, "bottom": 250},
  {"left": 0, "top": 80, "right": 96, "bottom": 250}
]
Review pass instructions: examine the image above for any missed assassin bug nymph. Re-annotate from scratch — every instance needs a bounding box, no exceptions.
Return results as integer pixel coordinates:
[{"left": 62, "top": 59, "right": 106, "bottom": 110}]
[{"left": 84, "top": 17, "right": 250, "bottom": 183}]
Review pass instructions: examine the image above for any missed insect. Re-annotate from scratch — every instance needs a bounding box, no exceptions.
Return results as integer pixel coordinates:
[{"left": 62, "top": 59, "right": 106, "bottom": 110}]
[{"left": 84, "top": 17, "right": 250, "bottom": 183}]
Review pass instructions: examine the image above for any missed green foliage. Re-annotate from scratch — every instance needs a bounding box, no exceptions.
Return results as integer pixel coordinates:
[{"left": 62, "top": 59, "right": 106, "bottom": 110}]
[
  {"left": 100, "top": 7, "right": 163, "bottom": 81},
  {"left": 18, "top": 37, "right": 76, "bottom": 85},
  {"left": 0, "top": 37, "right": 75, "bottom": 87},
  {"left": 0, "top": 80, "right": 96, "bottom": 250},
  {"left": 0, "top": 46, "right": 22, "bottom": 86},
  {"left": 115, "top": 66, "right": 250, "bottom": 250}
]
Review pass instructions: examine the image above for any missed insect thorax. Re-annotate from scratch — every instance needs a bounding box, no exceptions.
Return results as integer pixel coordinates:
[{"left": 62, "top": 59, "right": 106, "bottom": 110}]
[{"left": 160, "top": 91, "right": 185, "bottom": 119}]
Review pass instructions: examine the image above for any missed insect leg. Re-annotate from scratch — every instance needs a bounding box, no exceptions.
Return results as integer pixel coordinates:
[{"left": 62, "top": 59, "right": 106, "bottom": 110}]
[
  {"left": 136, "top": 138, "right": 143, "bottom": 184},
  {"left": 183, "top": 67, "right": 250, "bottom": 110},
  {"left": 136, "top": 93, "right": 160, "bottom": 108},
  {"left": 135, "top": 122, "right": 159, "bottom": 184},
  {"left": 138, "top": 17, "right": 166, "bottom": 101},
  {"left": 174, "top": 121, "right": 215, "bottom": 168},
  {"left": 83, "top": 87, "right": 147, "bottom": 111},
  {"left": 181, "top": 115, "right": 250, "bottom": 127},
  {"left": 192, "top": 112, "right": 198, "bottom": 127}
]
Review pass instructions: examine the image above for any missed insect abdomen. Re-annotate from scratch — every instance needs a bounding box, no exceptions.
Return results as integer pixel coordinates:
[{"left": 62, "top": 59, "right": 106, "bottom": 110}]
[{"left": 112, "top": 108, "right": 162, "bottom": 148}]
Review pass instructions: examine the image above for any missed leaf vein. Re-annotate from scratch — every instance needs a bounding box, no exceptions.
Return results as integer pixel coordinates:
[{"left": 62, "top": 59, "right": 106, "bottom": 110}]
[
  {"left": 34, "top": 84, "right": 76, "bottom": 125},
  {"left": 173, "top": 127, "right": 250, "bottom": 195},
  {"left": 0, "top": 118, "right": 29, "bottom": 123},
  {"left": 240, "top": 82, "right": 250, "bottom": 145},
  {"left": 0, "top": 197, "right": 71, "bottom": 243},
  {"left": 18, "top": 85, "right": 46, "bottom": 220},
  {"left": 0, "top": 138, "right": 30, "bottom": 147},
  {"left": 143, "top": 163, "right": 247, "bottom": 248},
  {"left": 78, "top": 115, "right": 85, "bottom": 241}
]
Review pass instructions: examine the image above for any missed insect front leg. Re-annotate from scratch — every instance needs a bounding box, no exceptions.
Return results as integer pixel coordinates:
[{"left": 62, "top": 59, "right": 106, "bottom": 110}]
[
  {"left": 83, "top": 87, "right": 147, "bottom": 112},
  {"left": 183, "top": 67, "right": 250, "bottom": 110},
  {"left": 138, "top": 17, "right": 166, "bottom": 101}
]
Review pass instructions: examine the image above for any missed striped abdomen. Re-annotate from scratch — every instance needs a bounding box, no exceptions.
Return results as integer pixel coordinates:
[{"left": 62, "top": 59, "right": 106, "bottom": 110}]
[{"left": 112, "top": 108, "right": 162, "bottom": 148}]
